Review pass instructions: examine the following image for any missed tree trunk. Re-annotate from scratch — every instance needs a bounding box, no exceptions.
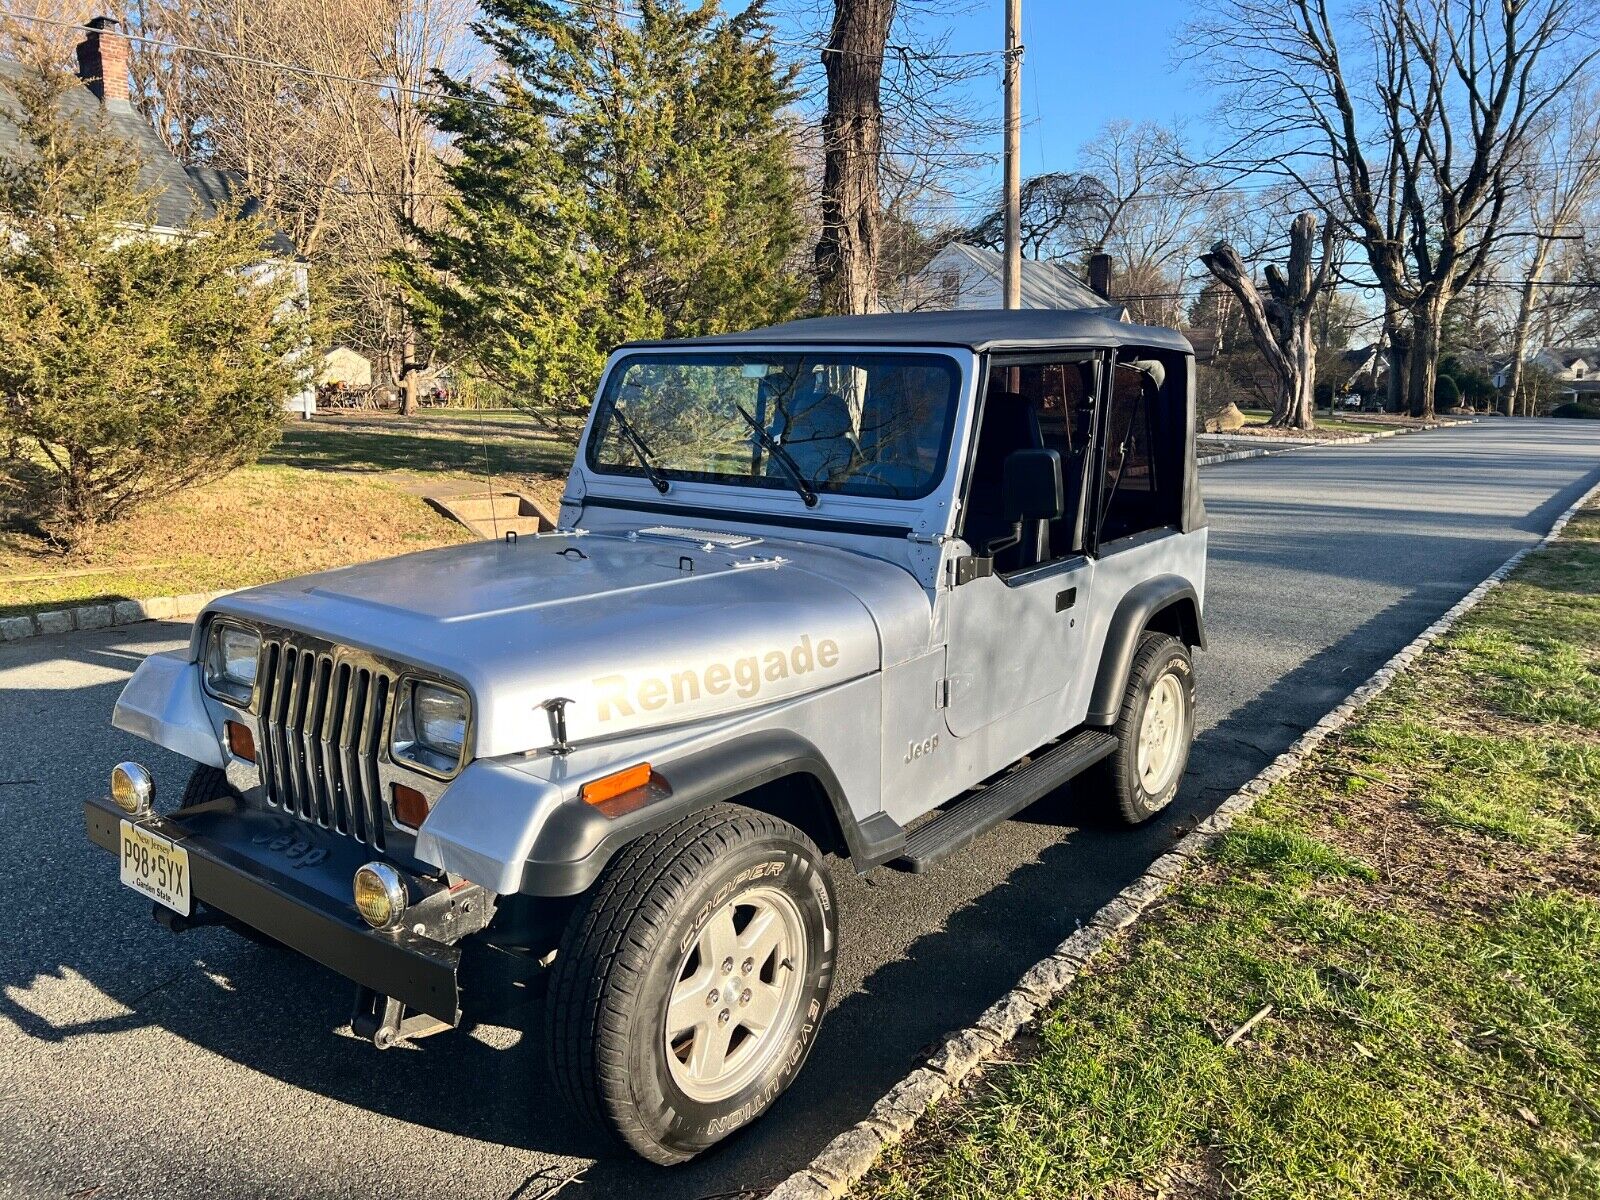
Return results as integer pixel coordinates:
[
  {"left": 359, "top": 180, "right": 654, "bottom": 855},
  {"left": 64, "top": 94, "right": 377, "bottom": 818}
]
[
  {"left": 1408, "top": 300, "right": 1444, "bottom": 420},
  {"left": 1198, "top": 212, "right": 1332, "bottom": 431},
  {"left": 399, "top": 323, "right": 419, "bottom": 417},
  {"left": 1385, "top": 311, "right": 1411, "bottom": 414},
  {"left": 1505, "top": 239, "right": 1555, "bottom": 417},
  {"left": 815, "top": 0, "right": 894, "bottom": 315}
]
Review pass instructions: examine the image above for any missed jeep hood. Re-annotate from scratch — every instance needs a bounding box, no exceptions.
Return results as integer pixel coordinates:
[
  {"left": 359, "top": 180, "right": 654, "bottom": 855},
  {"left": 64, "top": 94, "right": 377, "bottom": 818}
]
[{"left": 205, "top": 531, "right": 900, "bottom": 756}]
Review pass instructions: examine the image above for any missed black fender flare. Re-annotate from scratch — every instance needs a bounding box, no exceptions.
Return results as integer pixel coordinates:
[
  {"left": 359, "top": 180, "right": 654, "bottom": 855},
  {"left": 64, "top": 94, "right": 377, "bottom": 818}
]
[
  {"left": 518, "top": 729, "right": 902, "bottom": 896},
  {"left": 1086, "top": 574, "right": 1205, "bottom": 725}
]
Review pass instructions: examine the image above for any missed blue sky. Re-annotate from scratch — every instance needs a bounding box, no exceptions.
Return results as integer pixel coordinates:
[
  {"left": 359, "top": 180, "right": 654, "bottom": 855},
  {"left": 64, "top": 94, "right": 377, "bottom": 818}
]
[{"left": 954, "top": 0, "right": 1208, "bottom": 177}]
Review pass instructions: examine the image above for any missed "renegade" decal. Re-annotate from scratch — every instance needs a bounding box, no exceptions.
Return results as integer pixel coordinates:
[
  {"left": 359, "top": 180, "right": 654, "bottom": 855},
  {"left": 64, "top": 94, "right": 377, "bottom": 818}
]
[{"left": 593, "top": 635, "right": 842, "bottom": 720}]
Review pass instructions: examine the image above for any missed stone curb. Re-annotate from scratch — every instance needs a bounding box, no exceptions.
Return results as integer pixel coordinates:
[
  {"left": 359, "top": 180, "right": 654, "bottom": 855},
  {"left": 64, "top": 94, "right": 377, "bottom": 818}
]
[
  {"left": 765, "top": 478, "right": 1600, "bottom": 1200},
  {"left": 0, "top": 589, "right": 238, "bottom": 645},
  {"left": 1196, "top": 417, "right": 1472, "bottom": 465}
]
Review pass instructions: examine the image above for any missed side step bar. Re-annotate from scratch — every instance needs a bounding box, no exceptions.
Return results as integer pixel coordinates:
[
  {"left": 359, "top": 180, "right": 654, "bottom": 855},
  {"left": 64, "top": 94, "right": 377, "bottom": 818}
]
[{"left": 889, "top": 729, "right": 1118, "bottom": 873}]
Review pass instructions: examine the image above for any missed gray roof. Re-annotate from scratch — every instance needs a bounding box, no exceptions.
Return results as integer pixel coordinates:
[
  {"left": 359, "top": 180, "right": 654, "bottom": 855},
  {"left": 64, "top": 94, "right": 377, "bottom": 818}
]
[
  {"left": 936, "top": 242, "right": 1109, "bottom": 310},
  {"left": 627, "top": 309, "right": 1193, "bottom": 355},
  {"left": 0, "top": 58, "right": 295, "bottom": 256}
]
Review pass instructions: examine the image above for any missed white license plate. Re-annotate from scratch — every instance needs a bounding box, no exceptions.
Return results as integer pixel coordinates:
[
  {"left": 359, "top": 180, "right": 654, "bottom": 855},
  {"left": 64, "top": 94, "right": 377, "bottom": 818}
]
[{"left": 119, "top": 820, "right": 191, "bottom": 916}]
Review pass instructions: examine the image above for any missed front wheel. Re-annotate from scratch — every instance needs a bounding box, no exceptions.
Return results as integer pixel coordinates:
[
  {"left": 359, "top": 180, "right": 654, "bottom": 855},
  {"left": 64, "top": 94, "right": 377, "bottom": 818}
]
[
  {"left": 545, "top": 804, "right": 836, "bottom": 1164},
  {"left": 1093, "top": 632, "right": 1195, "bottom": 825}
]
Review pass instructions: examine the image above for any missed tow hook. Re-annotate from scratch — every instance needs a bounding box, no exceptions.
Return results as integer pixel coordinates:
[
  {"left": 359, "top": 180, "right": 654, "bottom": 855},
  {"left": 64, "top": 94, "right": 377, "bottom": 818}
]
[{"left": 351, "top": 986, "right": 452, "bottom": 1049}]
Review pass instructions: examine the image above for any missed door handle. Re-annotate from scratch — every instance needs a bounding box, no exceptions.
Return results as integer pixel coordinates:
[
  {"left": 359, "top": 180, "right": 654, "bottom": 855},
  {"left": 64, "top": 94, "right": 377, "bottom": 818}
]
[{"left": 1056, "top": 587, "right": 1077, "bottom": 612}]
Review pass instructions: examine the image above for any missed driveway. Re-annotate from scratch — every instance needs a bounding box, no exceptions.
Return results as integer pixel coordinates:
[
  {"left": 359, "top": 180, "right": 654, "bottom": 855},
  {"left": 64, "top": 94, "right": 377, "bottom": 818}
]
[{"left": 2, "top": 419, "right": 1597, "bottom": 1199}]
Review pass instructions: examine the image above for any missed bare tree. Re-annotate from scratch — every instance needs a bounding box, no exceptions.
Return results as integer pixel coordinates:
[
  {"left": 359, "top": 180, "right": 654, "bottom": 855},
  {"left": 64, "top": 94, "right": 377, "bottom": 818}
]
[
  {"left": 1503, "top": 86, "right": 1600, "bottom": 415},
  {"left": 1079, "top": 120, "right": 1222, "bottom": 326},
  {"left": 1201, "top": 211, "right": 1338, "bottom": 429},
  {"left": 962, "top": 171, "right": 1112, "bottom": 261},
  {"left": 1191, "top": 0, "right": 1600, "bottom": 418},
  {"left": 126, "top": 0, "right": 481, "bottom": 409}
]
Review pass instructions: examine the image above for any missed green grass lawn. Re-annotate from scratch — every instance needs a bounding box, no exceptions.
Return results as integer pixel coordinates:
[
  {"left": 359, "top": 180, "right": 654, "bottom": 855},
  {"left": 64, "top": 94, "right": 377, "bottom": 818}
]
[
  {"left": 266, "top": 410, "right": 575, "bottom": 479},
  {"left": 0, "top": 410, "right": 576, "bottom": 617},
  {"left": 860, "top": 503, "right": 1600, "bottom": 1200}
]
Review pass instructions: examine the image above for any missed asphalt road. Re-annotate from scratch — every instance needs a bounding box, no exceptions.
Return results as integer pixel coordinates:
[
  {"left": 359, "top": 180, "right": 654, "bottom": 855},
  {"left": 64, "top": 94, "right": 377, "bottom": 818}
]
[{"left": 3, "top": 419, "right": 1598, "bottom": 1200}]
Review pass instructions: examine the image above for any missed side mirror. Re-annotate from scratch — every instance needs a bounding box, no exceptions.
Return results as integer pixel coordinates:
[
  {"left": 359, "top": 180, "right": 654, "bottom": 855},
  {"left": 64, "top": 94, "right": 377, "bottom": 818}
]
[{"left": 1002, "top": 448, "right": 1064, "bottom": 522}]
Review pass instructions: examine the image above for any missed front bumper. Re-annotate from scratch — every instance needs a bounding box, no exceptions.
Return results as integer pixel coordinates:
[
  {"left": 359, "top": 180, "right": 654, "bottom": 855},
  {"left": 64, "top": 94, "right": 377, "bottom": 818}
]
[{"left": 85, "top": 795, "right": 479, "bottom": 1024}]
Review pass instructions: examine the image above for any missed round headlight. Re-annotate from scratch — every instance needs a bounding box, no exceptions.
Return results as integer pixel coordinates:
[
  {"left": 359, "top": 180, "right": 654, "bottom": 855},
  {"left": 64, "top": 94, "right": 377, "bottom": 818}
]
[
  {"left": 353, "top": 863, "right": 407, "bottom": 930},
  {"left": 110, "top": 762, "right": 153, "bottom": 816}
]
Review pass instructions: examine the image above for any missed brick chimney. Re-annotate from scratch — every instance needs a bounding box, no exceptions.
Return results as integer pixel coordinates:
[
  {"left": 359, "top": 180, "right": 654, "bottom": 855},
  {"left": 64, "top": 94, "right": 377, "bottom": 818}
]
[
  {"left": 1088, "top": 252, "right": 1113, "bottom": 300},
  {"left": 75, "top": 16, "right": 132, "bottom": 113}
]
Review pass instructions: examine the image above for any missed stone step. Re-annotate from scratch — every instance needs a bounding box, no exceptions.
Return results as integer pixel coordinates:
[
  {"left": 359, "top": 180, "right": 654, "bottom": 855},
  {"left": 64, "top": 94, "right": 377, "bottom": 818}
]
[{"left": 425, "top": 491, "right": 558, "bottom": 540}]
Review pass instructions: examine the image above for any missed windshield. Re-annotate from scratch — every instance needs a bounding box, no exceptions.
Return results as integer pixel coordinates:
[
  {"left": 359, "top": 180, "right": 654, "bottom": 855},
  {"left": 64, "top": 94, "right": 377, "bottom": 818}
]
[{"left": 586, "top": 351, "right": 962, "bottom": 500}]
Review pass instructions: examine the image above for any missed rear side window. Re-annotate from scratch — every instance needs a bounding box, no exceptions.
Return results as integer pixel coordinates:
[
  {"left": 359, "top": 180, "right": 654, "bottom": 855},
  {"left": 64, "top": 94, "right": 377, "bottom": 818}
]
[{"left": 1098, "top": 364, "right": 1166, "bottom": 543}]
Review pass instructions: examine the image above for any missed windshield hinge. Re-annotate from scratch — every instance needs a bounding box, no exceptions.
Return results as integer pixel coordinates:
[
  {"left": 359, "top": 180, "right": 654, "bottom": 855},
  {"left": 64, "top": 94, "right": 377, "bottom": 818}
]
[
  {"left": 906, "top": 531, "right": 948, "bottom": 546},
  {"left": 935, "top": 678, "right": 951, "bottom": 709}
]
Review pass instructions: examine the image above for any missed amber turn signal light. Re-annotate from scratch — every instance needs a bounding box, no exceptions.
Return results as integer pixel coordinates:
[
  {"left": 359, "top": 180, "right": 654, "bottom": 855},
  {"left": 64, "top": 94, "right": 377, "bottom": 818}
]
[
  {"left": 581, "top": 762, "right": 654, "bottom": 807},
  {"left": 580, "top": 763, "right": 667, "bottom": 818},
  {"left": 392, "top": 782, "right": 430, "bottom": 829},
  {"left": 224, "top": 720, "right": 256, "bottom": 763}
]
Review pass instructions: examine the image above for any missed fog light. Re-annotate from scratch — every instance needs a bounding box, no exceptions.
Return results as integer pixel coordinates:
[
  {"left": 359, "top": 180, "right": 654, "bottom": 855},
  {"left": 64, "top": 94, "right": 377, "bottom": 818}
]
[
  {"left": 353, "top": 863, "right": 407, "bottom": 930},
  {"left": 110, "top": 762, "right": 153, "bottom": 816}
]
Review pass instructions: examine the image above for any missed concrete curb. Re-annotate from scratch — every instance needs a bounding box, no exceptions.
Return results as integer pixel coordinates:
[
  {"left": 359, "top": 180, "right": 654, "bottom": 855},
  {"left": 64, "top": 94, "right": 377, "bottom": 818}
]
[
  {"left": 0, "top": 589, "right": 237, "bottom": 645},
  {"left": 765, "top": 478, "right": 1600, "bottom": 1200}
]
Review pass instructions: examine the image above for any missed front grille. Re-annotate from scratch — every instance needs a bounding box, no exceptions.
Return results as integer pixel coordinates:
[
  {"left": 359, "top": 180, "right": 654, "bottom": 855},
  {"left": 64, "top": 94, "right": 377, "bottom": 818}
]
[{"left": 256, "top": 637, "right": 392, "bottom": 849}]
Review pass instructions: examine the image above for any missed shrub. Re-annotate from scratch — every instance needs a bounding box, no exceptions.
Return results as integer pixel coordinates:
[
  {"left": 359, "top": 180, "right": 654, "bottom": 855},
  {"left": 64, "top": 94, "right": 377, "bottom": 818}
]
[
  {"left": 1551, "top": 401, "right": 1600, "bottom": 420},
  {"left": 1434, "top": 374, "right": 1461, "bottom": 408},
  {"left": 0, "top": 64, "right": 308, "bottom": 548}
]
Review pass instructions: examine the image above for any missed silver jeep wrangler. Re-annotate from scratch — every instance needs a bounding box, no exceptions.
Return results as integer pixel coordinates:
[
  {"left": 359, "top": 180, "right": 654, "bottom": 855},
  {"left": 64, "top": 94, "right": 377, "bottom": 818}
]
[{"left": 88, "top": 309, "right": 1206, "bottom": 1164}]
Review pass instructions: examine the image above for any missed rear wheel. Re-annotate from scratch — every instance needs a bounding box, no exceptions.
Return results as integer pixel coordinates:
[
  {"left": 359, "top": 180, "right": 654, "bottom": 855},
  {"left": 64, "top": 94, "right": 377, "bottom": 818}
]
[
  {"left": 545, "top": 804, "right": 836, "bottom": 1164},
  {"left": 1093, "top": 632, "right": 1194, "bottom": 825}
]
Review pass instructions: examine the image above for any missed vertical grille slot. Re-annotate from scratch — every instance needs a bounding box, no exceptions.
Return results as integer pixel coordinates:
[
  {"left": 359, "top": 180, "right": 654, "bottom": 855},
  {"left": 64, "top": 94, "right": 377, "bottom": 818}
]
[{"left": 256, "top": 635, "right": 393, "bottom": 848}]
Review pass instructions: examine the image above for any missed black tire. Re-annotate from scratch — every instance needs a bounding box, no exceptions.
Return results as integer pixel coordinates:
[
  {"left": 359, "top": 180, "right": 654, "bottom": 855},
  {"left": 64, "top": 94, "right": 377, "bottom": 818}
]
[
  {"left": 545, "top": 804, "right": 836, "bottom": 1165},
  {"left": 1093, "top": 632, "right": 1195, "bottom": 825},
  {"left": 178, "top": 765, "right": 282, "bottom": 949},
  {"left": 178, "top": 764, "right": 232, "bottom": 808}
]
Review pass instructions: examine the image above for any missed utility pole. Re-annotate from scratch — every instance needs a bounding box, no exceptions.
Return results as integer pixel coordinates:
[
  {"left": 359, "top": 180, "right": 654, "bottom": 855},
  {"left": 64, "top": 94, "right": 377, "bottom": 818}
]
[{"left": 1002, "top": 0, "right": 1021, "bottom": 308}]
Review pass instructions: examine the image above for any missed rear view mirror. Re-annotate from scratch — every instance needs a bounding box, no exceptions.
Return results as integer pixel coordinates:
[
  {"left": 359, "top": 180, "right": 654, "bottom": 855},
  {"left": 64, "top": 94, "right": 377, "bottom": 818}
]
[{"left": 1002, "top": 448, "right": 1064, "bottom": 522}]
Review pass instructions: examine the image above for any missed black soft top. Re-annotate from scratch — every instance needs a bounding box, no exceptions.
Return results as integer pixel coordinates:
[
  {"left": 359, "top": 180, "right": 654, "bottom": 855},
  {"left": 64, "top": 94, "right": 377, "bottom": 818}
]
[{"left": 621, "top": 308, "right": 1193, "bottom": 356}]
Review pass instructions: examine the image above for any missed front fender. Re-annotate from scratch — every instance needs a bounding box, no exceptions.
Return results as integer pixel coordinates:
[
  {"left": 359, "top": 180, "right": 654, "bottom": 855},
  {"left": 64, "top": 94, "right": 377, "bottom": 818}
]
[
  {"left": 112, "top": 651, "right": 224, "bottom": 768},
  {"left": 416, "top": 729, "right": 894, "bottom": 897}
]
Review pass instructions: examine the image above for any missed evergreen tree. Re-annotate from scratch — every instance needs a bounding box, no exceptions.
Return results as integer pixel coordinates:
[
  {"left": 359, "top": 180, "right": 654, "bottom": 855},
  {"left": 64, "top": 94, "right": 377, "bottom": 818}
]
[
  {"left": 405, "top": 0, "right": 805, "bottom": 426},
  {"left": 0, "top": 63, "right": 308, "bottom": 548}
]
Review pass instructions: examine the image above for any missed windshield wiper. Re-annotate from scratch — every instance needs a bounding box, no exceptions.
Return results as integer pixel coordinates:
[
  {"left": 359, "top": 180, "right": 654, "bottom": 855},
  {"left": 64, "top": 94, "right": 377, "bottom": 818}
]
[
  {"left": 608, "top": 403, "right": 670, "bottom": 494},
  {"left": 734, "top": 402, "right": 818, "bottom": 508}
]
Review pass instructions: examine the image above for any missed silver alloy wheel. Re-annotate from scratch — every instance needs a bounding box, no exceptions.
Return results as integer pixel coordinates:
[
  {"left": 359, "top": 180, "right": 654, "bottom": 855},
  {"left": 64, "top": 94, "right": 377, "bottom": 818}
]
[
  {"left": 664, "top": 885, "right": 808, "bottom": 1104},
  {"left": 1136, "top": 671, "right": 1186, "bottom": 797}
]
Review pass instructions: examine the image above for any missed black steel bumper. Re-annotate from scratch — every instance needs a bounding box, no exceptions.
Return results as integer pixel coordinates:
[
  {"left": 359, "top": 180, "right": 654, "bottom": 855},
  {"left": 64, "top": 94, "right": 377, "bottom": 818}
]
[{"left": 85, "top": 795, "right": 467, "bottom": 1024}]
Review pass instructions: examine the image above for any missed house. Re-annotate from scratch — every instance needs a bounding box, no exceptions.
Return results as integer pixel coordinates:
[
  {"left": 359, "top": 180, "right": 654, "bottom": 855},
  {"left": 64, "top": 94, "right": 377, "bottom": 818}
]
[
  {"left": 897, "top": 242, "right": 1127, "bottom": 316},
  {"left": 318, "top": 346, "right": 375, "bottom": 389},
  {"left": 0, "top": 17, "right": 315, "bottom": 416},
  {"left": 1495, "top": 346, "right": 1600, "bottom": 403}
]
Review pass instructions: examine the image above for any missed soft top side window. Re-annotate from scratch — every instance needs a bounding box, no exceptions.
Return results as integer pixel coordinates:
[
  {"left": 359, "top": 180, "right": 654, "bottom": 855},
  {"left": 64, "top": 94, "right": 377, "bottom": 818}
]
[
  {"left": 960, "top": 356, "right": 1098, "bottom": 575},
  {"left": 1097, "top": 359, "right": 1181, "bottom": 546}
]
